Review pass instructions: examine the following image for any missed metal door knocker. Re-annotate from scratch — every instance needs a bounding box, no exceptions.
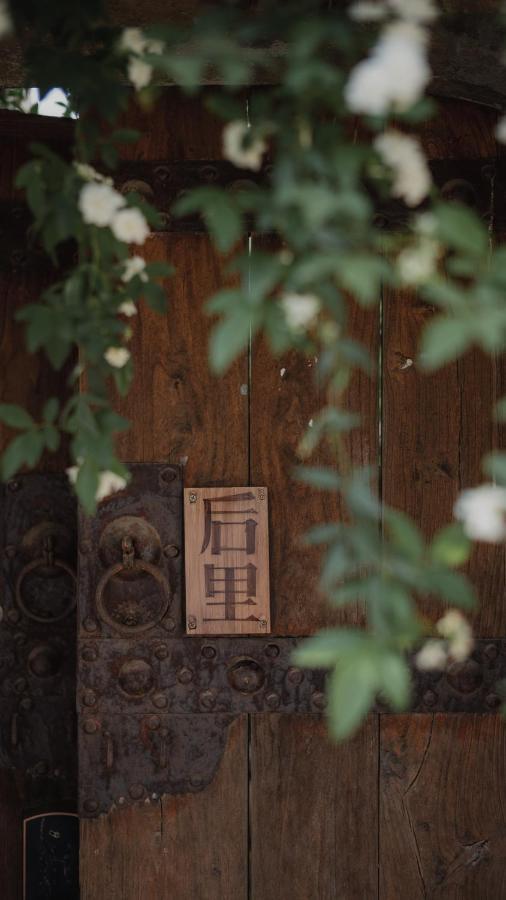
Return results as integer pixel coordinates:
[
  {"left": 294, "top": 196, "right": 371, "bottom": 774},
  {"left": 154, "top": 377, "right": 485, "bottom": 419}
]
[
  {"left": 95, "top": 534, "right": 172, "bottom": 634},
  {"left": 16, "top": 534, "right": 77, "bottom": 623}
]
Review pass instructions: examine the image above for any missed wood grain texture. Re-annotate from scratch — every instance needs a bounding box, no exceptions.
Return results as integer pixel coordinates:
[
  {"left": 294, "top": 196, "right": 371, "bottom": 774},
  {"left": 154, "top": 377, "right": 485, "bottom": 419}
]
[
  {"left": 250, "top": 249, "right": 379, "bottom": 634},
  {"left": 250, "top": 714, "right": 378, "bottom": 900},
  {"left": 383, "top": 100, "right": 505, "bottom": 632},
  {"left": 380, "top": 714, "right": 506, "bottom": 899},
  {"left": 113, "top": 233, "right": 249, "bottom": 484},
  {"left": 80, "top": 715, "right": 248, "bottom": 900},
  {"left": 184, "top": 485, "right": 271, "bottom": 635}
]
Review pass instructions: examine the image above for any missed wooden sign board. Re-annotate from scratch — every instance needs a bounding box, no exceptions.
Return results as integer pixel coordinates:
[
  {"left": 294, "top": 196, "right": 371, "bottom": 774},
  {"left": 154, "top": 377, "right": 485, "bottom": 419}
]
[{"left": 184, "top": 486, "right": 270, "bottom": 635}]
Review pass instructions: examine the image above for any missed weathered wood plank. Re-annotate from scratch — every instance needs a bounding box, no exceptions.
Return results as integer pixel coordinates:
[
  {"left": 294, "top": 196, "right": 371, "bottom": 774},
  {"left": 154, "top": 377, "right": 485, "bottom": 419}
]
[
  {"left": 380, "top": 714, "right": 506, "bottom": 898},
  {"left": 250, "top": 714, "right": 378, "bottom": 900},
  {"left": 250, "top": 248, "right": 379, "bottom": 633},
  {"left": 383, "top": 100, "right": 505, "bottom": 632},
  {"left": 81, "top": 715, "right": 248, "bottom": 900}
]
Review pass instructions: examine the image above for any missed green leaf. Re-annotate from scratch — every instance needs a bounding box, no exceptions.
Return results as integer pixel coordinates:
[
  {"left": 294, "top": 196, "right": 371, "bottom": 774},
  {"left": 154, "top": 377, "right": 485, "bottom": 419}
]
[
  {"left": 326, "top": 659, "right": 376, "bottom": 740},
  {"left": 42, "top": 398, "right": 59, "bottom": 424},
  {"left": 174, "top": 188, "right": 242, "bottom": 252},
  {"left": 293, "top": 629, "right": 367, "bottom": 668},
  {"left": 0, "top": 404, "right": 34, "bottom": 430},
  {"left": 495, "top": 397, "right": 506, "bottom": 422},
  {"left": 338, "top": 253, "right": 389, "bottom": 306},
  {"left": 430, "top": 523, "right": 471, "bottom": 567},
  {"left": 303, "top": 523, "right": 342, "bottom": 545},
  {"left": 384, "top": 509, "right": 424, "bottom": 561},
  {"left": 1, "top": 431, "right": 45, "bottom": 480},
  {"left": 434, "top": 203, "right": 488, "bottom": 258},
  {"left": 294, "top": 466, "right": 341, "bottom": 490},
  {"left": 209, "top": 309, "right": 256, "bottom": 374},
  {"left": 420, "top": 568, "right": 477, "bottom": 609},
  {"left": 419, "top": 316, "right": 472, "bottom": 370},
  {"left": 75, "top": 458, "right": 99, "bottom": 516},
  {"left": 483, "top": 452, "right": 506, "bottom": 486},
  {"left": 378, "top": 653, "right": 411, "bottom": 711}
]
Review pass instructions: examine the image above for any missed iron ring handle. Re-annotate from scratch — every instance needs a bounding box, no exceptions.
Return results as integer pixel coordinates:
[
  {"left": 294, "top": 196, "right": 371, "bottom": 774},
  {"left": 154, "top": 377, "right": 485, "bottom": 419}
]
[
  {"left": 15, "top": 557, "right": 77, "bottom": 623},
  {"left": 95, "top": 558, "right": 172, "bottom": 634}
]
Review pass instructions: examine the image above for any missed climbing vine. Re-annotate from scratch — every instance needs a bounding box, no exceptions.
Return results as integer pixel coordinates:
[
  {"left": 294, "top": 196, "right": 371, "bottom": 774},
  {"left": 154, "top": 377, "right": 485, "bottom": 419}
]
[{"left": 1, "top": 0, "right": 506, "bottom": 738}]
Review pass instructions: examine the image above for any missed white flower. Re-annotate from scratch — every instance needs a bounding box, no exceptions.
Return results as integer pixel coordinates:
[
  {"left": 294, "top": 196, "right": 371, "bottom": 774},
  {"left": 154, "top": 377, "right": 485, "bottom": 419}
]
[
  {"left": 496, "top": 115, "right": 506, "bottom": 144},
  {"left": 280, "top": 293, "right": 321, "bottom": 331},
  {"left": 78, "top": 182, "right": 125, "bottom": 227},
  {"left": 223, "top": 121, "right": 266, "bottom": 172},
  {"left": 111, "top": 207, "right": 150, "bottom": 245},
  {"left": 128, "top": 57, "right": 153, "bottom": 91},
  {"left": 119, "top": 27, "right": 147, "bottom": 55},
  {"left": 397, "top": 239, "right": 439, "bottom": 284},
  {"left": 349, "top": 2, "right": 387, "bottom": 21},
  {"left": 345, "top": 22, "right": 431, "bottom": 115},
  {"left": 95, "top": 471, "right": 128, "bottom": 503},
  {"left": 387, "top": 0, "right": 438, "bottom": 24},
  {"left": 454, "top": 484, "right": 506, "bottom": 543},
  {"left": 121, "top": 255, "right": 148, "bottom": 282},
  {"left": 118, "top": 300, "right": 137, "bottom": 317},
  {"left": 74, "top": 162, "right": 113, "bottom": 186},
  {"left": 0, "top": 1, "right": 13, "bottom": 39},
  {"left": 105, "top": 346, "right": 131, "bottom": 368},
  {"left": 436, "top": 610, "right": 473, "bottom": 663},
  {"left": 415, "top": 639, "right": 448, "bottom": 671},
  {"left": 375, "top": 130, "right": 431, "bottom": 206}
]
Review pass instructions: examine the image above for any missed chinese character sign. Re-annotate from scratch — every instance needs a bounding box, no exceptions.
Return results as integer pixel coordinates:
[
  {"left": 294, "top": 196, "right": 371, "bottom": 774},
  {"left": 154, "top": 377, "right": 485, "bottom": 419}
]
[{"left": 184, "top": 486, "right": 270, "bottom": 635}]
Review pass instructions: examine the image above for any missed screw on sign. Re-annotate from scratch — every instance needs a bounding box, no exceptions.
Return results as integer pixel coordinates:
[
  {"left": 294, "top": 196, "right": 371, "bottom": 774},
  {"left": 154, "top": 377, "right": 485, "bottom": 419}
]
[{"left": 184, "top": 486, "right": 271, "bottom": 635}]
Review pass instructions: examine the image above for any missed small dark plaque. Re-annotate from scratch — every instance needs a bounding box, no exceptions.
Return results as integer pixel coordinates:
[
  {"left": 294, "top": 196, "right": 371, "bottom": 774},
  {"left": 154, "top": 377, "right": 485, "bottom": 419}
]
[{"left": 23, "top": 813, "right": 79, "bottom": 900}]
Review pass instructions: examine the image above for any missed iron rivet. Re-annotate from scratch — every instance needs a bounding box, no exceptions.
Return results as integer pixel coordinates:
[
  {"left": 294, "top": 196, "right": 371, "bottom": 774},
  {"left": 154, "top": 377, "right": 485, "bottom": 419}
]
[
  {"left": 129, "top": 783, "right": 145, "bottom": 800},
  {"left": 81, "top": 645, "right": 98, "bottom": 662},
  {"left": 147, "top": 715, "right": 161, "bottom": 730},
  {"left": 14, "top": 677, "right": 26, "bottom": 693},
  {"left": 154, "top": 643, "right": 169, "bottom": 660},
  {"left": 7, "top": 609, "right": 20, "bottom": 624},
  {"left": 19, "top": 697, "right": 32, "bottom": 711},
  {"left": 240, "top": 384, "right": 248, "bottom": 396},
  {"left": 83, "top": 719, "right": 99, "bottom": 734},
  {"left": 199, "top": 689, "right": 216, "bottom": 710},
  {"left": 160, "top": 467, "right": 177, "bottom": 484},
  {"left": 258, "top": 618, "right": 267, "bottom": 628},
  {"left": 187, "top": 616, "right": 197, "bottom": 631},
  {"left": 4, "top": 545, "right": 16, "bottom": 559},
  {"left": 162, "top": 616, "right": 176, "bottom": 632},
  {"left": 83, "top": 617, "right": 98, "bottom": 633},
  {"left": 265, "top": 644, "right": 280, "bottom": 658},
  {"left": 177, "top": 666, "right": 193, "bottom": 684},
  {"left": 14, "top": 632, "right": 26, "bottom": 646},
  {"left": 8, "top": 480, "right": 20, "bottom": 492},
  {"left": 163, "top": 544, "right": 179, "bottom": 558},
  {"left": 118, "top": 797, "right": 125, "bottom": 805},
  {"left": 486, "top": 692, "right": 501, "bottom": 709},
  {"left": 190, "top": 774, "right": 204, "bottom": 788},
  {"left": 33, "top": 761, "right": 48, "bottom": 777},
  {"left": 287, "top": 667, "right": 304, "bottom": 685},
  {"left": 312, "top": 691, "right": 327, "bottom": 710},
  {"left": 82, "top": 689, "right": 97, "bottom": 707},
  {"left": 84, "top": 799, "right": 99, "bottom": 814},
  {"left": 152, "top": 693, "right": 168, "bottom": 709},
  {"left": 201, "top": 645, "right": 216, "bottom": 660},
  {"left": 265, "top": 691, "right": 280, "bottom": 709},
  {"left": 258, "top": 491, "right": 265, "bottom": 500},
  {"left": 189, "top": 492, "right": 198, "bottom": 504},
  {"left": 484, "top": 644, "right": 498, "bottom": 661},
  {"left": 423, "top": 689, "right": 437, "bottom": 707}
]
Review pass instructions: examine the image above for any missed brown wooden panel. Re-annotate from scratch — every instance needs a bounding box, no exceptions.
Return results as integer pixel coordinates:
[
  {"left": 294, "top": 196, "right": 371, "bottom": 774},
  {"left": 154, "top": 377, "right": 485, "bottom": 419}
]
[
  {"left": 80, "top": 715, "right": 248, "bottom": 900},
  {"left": 380, "top": 714, "right": 506, "bottom": 898},
  {"left": 114, "top": 233, "right": 249, "bottom": 483},
  {"left": 250, "top": 279, "right": 378, "bottom": 633},
  {"left": 383, "top": 100, "right": 505, "bottom": 632},
  {"left": 250, "top": 714, "right": 378, "bottom": 900}
]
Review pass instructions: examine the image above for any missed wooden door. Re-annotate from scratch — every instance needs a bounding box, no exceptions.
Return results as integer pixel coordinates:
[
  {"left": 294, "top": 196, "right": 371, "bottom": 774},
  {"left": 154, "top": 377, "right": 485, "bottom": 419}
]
[{"left": 1, "top": 90, "right": 506, "bottom": 900}]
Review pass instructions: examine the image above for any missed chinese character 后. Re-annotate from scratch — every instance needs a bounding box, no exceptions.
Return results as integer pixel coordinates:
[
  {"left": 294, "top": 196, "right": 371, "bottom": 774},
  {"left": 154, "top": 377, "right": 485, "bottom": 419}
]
[
  {"left": 203, "top": 562, "right": 259, "bottom": 622},
  {"left": 201, "top": 492, "right": 258, "bottom": 555}
]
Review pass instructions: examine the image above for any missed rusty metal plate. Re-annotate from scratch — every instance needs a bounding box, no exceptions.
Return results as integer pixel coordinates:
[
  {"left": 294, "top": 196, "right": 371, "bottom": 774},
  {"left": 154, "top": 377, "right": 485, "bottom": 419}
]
[
  {"left": 0, "top": 474, "right": 77, "bottom": 813},
  {"left": 79, "top": 713, "right": 236, "bottom": 817},
  {"left": 78, "top": 636, "right": 326, "bottom": 717},
  {"left": 409, "top": 640, "right": 506, "bottom": 713}
]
